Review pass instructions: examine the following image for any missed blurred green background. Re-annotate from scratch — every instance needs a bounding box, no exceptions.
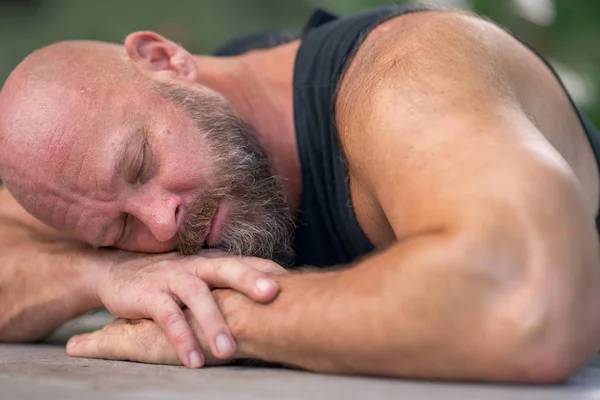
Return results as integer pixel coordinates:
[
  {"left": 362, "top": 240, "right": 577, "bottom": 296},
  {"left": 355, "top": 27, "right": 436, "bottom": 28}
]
[{"left": 0, "top": 0, "right": 598, "bottom": 127}]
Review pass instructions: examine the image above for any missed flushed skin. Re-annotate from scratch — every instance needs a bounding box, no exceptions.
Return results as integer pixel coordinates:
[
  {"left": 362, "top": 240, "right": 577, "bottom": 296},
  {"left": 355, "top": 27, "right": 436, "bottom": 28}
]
[{"left": 0, "top": 10, "right": 599, "bottom": 383}]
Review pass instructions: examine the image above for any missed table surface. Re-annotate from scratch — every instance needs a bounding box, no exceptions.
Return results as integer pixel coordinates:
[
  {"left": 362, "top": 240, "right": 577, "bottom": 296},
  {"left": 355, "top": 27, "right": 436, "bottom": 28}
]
[{"left": 1, "top": 311, "right": 599, "bottom": 400}]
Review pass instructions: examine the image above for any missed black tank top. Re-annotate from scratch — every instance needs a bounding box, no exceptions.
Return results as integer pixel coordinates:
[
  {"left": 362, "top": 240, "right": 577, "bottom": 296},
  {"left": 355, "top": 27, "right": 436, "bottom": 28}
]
[
  {"left": 214, "top": 6, "right": 600, "bottom": 268},
  {"left": 291, "top": 6, "right": 431, "bottom": 267}
]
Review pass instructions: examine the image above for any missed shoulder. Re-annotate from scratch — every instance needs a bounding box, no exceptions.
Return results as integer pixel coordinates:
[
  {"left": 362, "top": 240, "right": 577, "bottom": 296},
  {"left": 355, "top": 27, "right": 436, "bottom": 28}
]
[
  {"left": 336, "top": 8, "right": 599, "bottom": 217},
  {"left": 332, "top": 10, "right": 522, "bottom": 244},
  {"left": 336, "top": 9, "right": 519, "bottom": 138},
  {"left": 333, "top": 9, "right": 594, "bottom": 241},
  {"left": 335, "top": 9, "right": 524, "bottom": 185}
]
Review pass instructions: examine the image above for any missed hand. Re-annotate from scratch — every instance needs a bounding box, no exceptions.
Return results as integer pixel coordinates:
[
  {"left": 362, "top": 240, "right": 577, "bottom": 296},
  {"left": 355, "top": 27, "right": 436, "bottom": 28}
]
[
  {"left": 90, "top": 252, "right": 286, "bottom": 368},
  {"left": 66, "top": 312, "right": 228, "bottom": 366},
  {"left": 67, "top": 290, "right": 250, "bottom": 366}
]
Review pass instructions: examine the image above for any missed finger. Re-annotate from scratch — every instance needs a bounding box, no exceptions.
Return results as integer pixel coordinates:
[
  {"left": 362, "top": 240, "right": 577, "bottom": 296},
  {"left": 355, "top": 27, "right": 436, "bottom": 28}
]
[
  {"left": 148, "top": 296, "right": 204, "bottom": 369},
  {"left": 236, "top": 257, "right": 288, "bottom": 275},
  {"left": 66, "top": 319, "right": 182, "bottom": 365},
  {"left": 196, "top": 258, "right": 279, "bottom": 302},
  {"left": 171, "top": 275, "right": 236, "bottom": 359},
  {"left": 66, "top": 324, "right": 125, "bottom": 361},
  {"left": 201, "top": 254, "right": 287, "bottom": 275}
]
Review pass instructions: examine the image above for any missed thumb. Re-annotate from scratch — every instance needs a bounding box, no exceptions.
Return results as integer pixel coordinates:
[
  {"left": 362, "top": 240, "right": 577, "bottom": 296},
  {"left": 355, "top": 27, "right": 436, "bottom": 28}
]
[
  {"left": 67, "top": 318, "right": 183, "bottom": 366},
  {"left": 66, "top": 330, "right": 123, "bottom": 360}
]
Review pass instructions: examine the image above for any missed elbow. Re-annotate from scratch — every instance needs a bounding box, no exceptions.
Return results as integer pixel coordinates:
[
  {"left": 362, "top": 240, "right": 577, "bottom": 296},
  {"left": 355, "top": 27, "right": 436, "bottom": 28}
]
[
  {"left": 503, "top": 331, "right": 594, "bottom": 384},
  {"left": 474, "top": 274, "right": 600, "bottom": 384},
  {"left": 457, "top": 198, "right": 600, "bottom": 383},
  {"left": 482, "top": 316, "right": 599, "bottom": 384}
]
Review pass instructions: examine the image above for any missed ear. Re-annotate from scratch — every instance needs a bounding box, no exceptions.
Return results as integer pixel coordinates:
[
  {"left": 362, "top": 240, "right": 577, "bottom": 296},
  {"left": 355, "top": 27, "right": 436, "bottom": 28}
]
[{"left": 124, "top": 31, "right": 198, "bottom": 83}]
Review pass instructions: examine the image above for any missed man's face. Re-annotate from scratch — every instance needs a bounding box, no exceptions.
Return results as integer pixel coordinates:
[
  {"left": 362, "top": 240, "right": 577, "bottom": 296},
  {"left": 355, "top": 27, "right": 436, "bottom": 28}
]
[{"left": 20, "top": 80, "right": 294, "bottom": 262}]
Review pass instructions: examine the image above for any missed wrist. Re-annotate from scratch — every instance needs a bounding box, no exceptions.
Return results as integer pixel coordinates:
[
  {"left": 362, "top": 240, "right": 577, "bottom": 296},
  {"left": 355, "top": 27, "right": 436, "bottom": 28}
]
[
  {"left": 212, "top": 288, "right": 256, "bottom": 359},
  {"left": 214, "top": 273, "right": 305, "bottom": 361},
  {"left": 216, "top": 271, "right": 345, "bottom": 365},
  {"left": 80, "top": 248, "right": 119, "bottom": 308},
  {"left": 85, "top": 248, "right": 156, "bottom": 304}
]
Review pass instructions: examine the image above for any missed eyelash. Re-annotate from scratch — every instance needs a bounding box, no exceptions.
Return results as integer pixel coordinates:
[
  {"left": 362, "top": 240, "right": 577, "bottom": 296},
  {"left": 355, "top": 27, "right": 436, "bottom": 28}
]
[
  {"left": 134, "top": 141, "right": 148, "bottom": 184},
  {"left": 119, "top": 135, "right": 153, "bottom": 245}
]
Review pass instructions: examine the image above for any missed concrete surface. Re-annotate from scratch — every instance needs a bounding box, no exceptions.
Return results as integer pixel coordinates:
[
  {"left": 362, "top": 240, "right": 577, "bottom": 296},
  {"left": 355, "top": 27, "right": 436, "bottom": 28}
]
[{"left": 1, "top": 311, "right": 599, "bottom": 399}]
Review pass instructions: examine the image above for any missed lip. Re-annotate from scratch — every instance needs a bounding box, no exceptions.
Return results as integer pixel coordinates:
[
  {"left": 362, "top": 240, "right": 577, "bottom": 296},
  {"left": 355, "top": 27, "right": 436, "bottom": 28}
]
[{"left": 206, "top": 203, "right": 226, "bottom": 247}]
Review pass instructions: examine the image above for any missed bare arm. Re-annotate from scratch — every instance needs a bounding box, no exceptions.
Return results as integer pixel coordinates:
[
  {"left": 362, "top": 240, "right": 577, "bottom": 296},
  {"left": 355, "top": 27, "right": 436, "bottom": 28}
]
[
  {"left": 0, "top": 185, "right": 281, "bottom": 368},
  {"left": 66, "top": 11, "right": 600, "bottom": 382},
  {"left": 0, "top": 186, "right": 114, "bottom": 341},
  {"left": 224, "top": 223, "right": 599, "bottom": 383},
  {"left": 225, "top": 12, "right": 600, "bottom": 382}
]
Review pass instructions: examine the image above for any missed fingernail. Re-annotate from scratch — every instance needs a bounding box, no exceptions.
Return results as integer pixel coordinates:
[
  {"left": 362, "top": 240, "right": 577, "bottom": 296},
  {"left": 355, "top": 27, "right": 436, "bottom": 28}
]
[
  {"left": 216, "top": 333, "right": 234, "bottom": 356},
  {"left": 188, "top": 350, "right": 202, "bottom": 368},
  {"left": 67, "top": 338, "right": 78, "bottom": 349},
  {"left": 256, "top": 278, "right": 277, "bottom": 294}
]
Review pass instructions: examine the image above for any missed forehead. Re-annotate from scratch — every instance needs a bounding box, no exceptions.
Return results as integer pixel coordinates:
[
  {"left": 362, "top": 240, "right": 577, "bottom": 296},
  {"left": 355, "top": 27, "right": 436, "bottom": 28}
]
[
  {"left": 19, "top": 82, "right": 167, "bottom": 230},
  {"left": 20, "top": 95, "right": 132, "bottom": 233},
  {"left": 37, "top": 81, "right": 201, "bottom": 238}
]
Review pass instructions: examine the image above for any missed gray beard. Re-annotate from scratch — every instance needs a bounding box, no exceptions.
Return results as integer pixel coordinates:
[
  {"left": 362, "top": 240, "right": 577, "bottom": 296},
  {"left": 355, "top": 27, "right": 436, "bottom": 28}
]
[{"left": 153, "top": 81, "right": 295, "bottom": 265}]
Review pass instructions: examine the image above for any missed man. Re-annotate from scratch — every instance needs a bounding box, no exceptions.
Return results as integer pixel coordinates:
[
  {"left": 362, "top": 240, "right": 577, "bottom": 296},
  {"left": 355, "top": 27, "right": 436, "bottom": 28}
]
[{"left": 0, "top": 4, "right": 599, "bottom": 383}]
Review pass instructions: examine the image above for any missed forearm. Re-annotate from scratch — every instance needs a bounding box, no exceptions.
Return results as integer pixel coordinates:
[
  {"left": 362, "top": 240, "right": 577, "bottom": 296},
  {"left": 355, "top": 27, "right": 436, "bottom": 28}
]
[
  {"left": 0, "top": 214, "right": 107, "bottom": 342},
  {"left": 226, "top": 234, "right": 493, "bottom": 377},
  {"left": 224, "top": 231, "right": 600, "bottom": 382}
]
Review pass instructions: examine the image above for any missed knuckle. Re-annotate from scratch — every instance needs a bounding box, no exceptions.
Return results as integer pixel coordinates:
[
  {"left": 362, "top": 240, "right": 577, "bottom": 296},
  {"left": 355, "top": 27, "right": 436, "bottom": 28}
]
[
  {"left": 158, "top": 307, "right": 184, "bottom": 329},
  {"left": 260, "top": 259, "right": 284, "bottom": 274},
  {"left": 198, "top": 301, "right": 225, "bottom": 324},
  {"left": 212, "top": 258, "right": 234, "bottom": 276},
  {"left": 239, "top": 269, "right": 260, "bottom": 289},
  {"left": 122, "top": 323, "right": 138, "bottom": 344},
  {"left": 246, "top": 257, "right": 284, "bottom": 274},
  {"left": 96, "top": 337, "right": 115, "bottom": 357},
  {"left": 154, "top": 260, "right": 180, "bottom": 275},
  {"left": 140, "top": 280, "right": 160, "bottom": 292},
  {"left": 198, "top": 313, "right": 226, "bottom": 334},
  {"left": 179, "top": 280, "right": 210, "bottom": 300},
  {"left": 126, "top": 320, "right": 166, "bottom": 358},
  {"left": 200, "top": 257, "right": 239, "bottom": 279},
  {"left": 171, "top": 328, "right": 196, "bottom": 346},
  {"left": 155, "top": 260, "right": 174, "bottom": 269}
]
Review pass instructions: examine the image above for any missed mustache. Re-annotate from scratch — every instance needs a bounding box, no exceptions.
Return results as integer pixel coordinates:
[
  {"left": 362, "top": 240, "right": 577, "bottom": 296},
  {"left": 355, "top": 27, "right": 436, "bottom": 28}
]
[{"left": 176, "top": 195, "right": 220, "bottom": 256}]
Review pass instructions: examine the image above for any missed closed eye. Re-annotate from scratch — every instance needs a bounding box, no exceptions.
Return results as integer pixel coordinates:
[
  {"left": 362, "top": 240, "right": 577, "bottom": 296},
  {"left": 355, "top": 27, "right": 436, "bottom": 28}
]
[
  {"left": 133, "top": 140, "right": 147, "bottom": 184},
  {"left": 135, "top": 139, "right": 155, "bottom": 185}
]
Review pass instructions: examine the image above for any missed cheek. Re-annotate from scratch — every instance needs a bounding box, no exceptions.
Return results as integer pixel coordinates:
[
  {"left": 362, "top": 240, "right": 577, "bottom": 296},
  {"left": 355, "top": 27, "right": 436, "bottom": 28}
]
[{"left": 160, "top": 133, "right": 216, "bottom": 188}]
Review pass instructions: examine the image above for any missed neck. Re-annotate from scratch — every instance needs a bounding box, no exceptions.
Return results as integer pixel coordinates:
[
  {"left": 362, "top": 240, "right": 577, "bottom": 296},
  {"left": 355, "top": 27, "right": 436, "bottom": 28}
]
[{"left": 191, "top": 42, "right": 302, "bottom": 213}]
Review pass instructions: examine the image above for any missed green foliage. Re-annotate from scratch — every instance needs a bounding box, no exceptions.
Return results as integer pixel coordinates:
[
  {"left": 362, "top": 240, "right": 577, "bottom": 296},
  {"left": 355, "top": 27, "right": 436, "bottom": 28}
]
[{"left": 0, "top": 0, "right": 597, "bottom": 125}]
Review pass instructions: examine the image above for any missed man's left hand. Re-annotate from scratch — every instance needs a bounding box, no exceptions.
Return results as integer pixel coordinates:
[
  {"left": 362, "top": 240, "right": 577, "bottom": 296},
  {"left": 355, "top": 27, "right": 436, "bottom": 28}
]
[{"left": 66, "top": 309, "right": 230, "bottom": 366}]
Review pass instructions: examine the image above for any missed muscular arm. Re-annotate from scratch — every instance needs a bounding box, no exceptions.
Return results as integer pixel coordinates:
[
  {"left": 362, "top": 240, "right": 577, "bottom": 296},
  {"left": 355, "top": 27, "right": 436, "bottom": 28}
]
[
  {"left": 223, "top": 12, "right": 600, "bottom": 382},
  {"left": 0, "top": 186, "right": 110, "bottom": 341},
  {"left": 68, "top": 11, "right": 600, "bottom": 382},
  {"left": 0, "top": 184, "right": 283, "bottom": 367},
  {"left": 226, "top": 226, "right": 599, "bottom": 383}
]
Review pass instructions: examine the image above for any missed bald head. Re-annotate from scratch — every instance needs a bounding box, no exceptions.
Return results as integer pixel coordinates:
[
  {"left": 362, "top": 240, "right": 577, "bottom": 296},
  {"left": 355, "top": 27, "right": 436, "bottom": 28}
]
[
  {"left": 0, "top": 34, "right": 294, "bottom": 260},
  {"left": 0, "top": 29, "right": 217, "bottom": 234},
  {"left": 0, "top": 41, "right": 138, "bottom": 216}
]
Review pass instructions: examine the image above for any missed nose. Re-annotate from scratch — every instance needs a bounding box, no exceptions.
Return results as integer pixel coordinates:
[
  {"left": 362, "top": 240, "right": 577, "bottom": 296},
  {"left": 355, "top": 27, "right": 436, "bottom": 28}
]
[{"left": 125, "top": 192, "right": 182, "bottom": 243}]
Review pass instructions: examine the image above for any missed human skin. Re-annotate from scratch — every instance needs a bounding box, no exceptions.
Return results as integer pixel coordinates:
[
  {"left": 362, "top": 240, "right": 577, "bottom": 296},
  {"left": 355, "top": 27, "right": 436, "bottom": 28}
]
[{"left": 1, "top": 10, "right": 600, "bottom": 382}]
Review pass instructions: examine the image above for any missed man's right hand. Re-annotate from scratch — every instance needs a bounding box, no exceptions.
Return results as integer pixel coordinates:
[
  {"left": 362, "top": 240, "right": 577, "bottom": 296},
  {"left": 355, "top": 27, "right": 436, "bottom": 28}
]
[{"left": 93, "top": 252, "right": 286, "bottom": 368}]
